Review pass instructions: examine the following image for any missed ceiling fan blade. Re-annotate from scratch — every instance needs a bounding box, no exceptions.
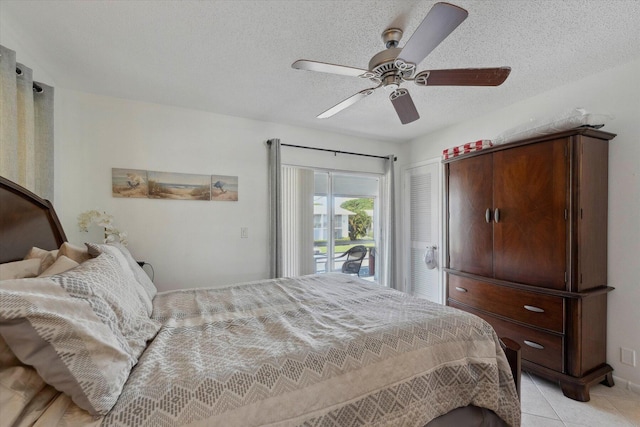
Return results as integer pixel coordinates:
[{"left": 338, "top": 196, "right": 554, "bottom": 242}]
[
  {"left": 317, "top": 88, "right": 377, "bottom": 119},
  {"left": 292, "top": 60, "right": 371, "bottom": 77},
  {"left": 414, "top": 67, "right": 511, "bottom": 86},
  {"left": 389, "top": 89, "right": 419, "bottom": 124},
  {"left": 396, "top": 2, "right": 468, "bottom": 68}
]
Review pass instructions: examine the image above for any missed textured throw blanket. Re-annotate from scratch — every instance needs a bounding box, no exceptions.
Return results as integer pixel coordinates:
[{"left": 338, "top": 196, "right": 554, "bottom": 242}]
[{"left": 42, "top": 274, "right": 520, "bottom": 426}]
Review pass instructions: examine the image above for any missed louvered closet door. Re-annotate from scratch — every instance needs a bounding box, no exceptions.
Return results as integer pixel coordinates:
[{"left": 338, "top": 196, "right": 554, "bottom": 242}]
[{"left": 404, "top": 162, "right": 440, "bottom": 303}]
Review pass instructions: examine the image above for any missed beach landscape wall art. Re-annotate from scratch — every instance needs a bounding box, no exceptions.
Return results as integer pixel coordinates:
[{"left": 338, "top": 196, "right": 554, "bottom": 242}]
[
  {"left": 211, "top": 175, "right": 239, "bottom": 201},
  {"left": 112, "top": 168, "right": 148, "bottom": 198},
  {"left": 112, "top": 168, "right": 238, "bottom": 202},
  {"left": 148, "top": 171, "right": 211, "bottom": 201}
]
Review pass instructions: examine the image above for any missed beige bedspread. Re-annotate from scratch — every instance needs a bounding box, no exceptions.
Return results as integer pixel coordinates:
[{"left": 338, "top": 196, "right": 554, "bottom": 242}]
[{"left": 38, "top": 273, "right": 520, "bottom": 426}]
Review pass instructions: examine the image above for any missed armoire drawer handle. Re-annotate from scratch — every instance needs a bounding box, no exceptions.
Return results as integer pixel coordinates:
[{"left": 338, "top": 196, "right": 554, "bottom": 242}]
[
  {"left": 524, "top": 340, "right": 545, "bottom": 350},
  {"left": 524, "top": 305, "right": 545, "bottom": 313},
  {"left": 455, "top": 287, "right": 467, "bottom": 293}
]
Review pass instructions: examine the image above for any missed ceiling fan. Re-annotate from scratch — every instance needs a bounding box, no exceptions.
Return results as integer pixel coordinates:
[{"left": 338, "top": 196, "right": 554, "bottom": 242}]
[{"left": 292, "top": 2, "right": 511, "bottom": 125}]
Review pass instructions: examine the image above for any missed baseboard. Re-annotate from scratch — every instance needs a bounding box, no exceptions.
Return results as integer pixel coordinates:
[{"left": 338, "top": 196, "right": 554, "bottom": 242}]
[{"left": 612, "top": 375, "right": 640, "bottom": 395}]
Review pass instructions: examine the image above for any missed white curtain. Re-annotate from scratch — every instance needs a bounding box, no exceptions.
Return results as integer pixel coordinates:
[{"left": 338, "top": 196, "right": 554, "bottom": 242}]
[
  {"left": 380, "top": 154, "right": 397, "bottom": 289},
  {"left": 281, "top": 166, "right": 315, "bottom": 277},
  {"left": 0, "top": 45, "right": 54, "bottom": 200},
  {"left": 267, "top": 138, "right": 283, "bottom": 278}
]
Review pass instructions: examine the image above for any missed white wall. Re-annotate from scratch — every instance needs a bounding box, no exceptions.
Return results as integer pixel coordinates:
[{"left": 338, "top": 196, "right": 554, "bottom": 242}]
[
  {"left": 400, "top": 58, "right": 640, "bottom": 389},
  {"left": 55, "top": 89, "right": 399, "bottom": 291}
]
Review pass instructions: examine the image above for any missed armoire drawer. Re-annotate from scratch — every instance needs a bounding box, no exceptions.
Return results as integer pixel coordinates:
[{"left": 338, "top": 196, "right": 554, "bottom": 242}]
[
  {"left": 448, "top": 274, "right": 564, "bottom": 333},
  {"left": 449, "top": 300, "right": 564, "bottom": 372}
]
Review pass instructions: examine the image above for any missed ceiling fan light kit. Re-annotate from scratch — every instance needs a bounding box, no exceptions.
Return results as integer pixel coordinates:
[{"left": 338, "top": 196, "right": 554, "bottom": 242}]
[{"left": 292, "top": 2, "right": 511, "bottom": 125}]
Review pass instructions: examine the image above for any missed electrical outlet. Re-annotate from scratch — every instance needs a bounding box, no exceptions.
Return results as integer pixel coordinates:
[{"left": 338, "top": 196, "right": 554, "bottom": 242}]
[
  {"left": 241, "top": 227, "right": 248, "bottom": 238},
  {"left": 621, "top": 347, "right": 636, "bottom": 367}
]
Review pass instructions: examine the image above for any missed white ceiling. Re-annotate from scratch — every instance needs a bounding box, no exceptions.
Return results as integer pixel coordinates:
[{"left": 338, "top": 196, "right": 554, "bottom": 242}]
[{"left": 2, "top": 0, "right": 639, "bottom": 143}]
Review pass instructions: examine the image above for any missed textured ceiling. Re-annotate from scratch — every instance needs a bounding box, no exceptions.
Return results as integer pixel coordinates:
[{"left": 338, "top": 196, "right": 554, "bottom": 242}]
[{"left": 2, "top": 0, "right": 639, "bottom": 143}]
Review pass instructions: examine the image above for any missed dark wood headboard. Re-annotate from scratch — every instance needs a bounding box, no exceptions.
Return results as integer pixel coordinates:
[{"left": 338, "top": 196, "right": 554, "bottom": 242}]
[{"left": 0, "top": 176, "right": 67, "bottom": 263}]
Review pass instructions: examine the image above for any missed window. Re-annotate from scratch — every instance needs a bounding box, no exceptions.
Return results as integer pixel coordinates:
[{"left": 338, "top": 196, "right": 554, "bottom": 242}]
[{"left": 312, "top": 171, "right": 380, "bottom": 281}]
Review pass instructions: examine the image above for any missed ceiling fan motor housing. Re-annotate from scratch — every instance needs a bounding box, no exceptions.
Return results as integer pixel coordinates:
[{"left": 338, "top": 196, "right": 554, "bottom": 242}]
[
  {"left": 368, "top": 47, "right": 414, "bottom": 89},
  {"left": 382, "top": 28, "right": 403, "bottom": 48}
]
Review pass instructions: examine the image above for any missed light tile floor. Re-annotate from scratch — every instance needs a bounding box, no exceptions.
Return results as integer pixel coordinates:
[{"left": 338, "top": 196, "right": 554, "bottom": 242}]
[{"left": 521, "top": 372, "right": 640, "bottom": 426}]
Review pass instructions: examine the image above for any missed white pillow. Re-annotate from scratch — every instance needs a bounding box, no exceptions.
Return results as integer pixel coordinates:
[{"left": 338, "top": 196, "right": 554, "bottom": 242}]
[
  {"left": 0, "top": 259, "right": 41, "bottom": 280},
  {"left": 38, "top": 255, "right": 79, "bottom": 277},
  {"left": 109, "top": 242, "right": 157, "bottom": 301},
  {"left": 0, "top": 253, "right": 161, "bottom": 415},
  {"left": 23, "top": 247, "right": 57, "bottom": 274},
  {"left": 86, "top": 242, "right": 157, "bottom": 312},
  {"left": 57, "top": 242, "right": 90, "bottom": 264}
]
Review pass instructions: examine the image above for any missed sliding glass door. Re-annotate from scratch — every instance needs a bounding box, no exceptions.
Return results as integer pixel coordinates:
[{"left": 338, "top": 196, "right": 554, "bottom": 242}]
[{"left": 313, "top": 171, "right": 380, "bottom": 281}]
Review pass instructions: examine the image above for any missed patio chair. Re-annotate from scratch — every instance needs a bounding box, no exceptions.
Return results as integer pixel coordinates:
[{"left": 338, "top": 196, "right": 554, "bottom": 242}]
[{"left": 334, "top": 245, "right": 367, "bottom": 276}]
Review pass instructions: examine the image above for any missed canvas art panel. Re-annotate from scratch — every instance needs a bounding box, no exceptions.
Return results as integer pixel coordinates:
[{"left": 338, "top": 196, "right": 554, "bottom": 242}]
[
  {"left": 211, "top": 175, "right": 238, "bottom": 201},
  {"left": 112, "top": 169, "right": 148, "bottom": 198},
  {"left": 148, "top": 171, "right": 211, "bottom": 201}
]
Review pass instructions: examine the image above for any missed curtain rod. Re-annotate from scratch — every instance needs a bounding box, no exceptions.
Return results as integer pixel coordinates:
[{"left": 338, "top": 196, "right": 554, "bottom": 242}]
[{"left": 269, "top": 141, "right": 397, "bottom": 161}]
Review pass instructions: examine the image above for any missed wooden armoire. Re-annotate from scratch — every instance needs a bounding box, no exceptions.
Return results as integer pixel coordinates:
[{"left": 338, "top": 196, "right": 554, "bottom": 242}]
[{"left": 444, "top": 128, "right": 615, "bottom": 402}]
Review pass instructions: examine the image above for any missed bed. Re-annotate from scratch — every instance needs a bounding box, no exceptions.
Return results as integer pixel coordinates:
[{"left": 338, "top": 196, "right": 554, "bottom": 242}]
[{"left": 0, "top": 176, "right": 521, "bottom": 427}]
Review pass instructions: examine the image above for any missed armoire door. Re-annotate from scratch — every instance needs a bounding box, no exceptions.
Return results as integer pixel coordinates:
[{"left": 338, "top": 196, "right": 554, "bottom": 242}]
[
  {"left": 492, "top": 139, "right": 568, "bottom": 289},
  {"left": 447, "top": 154, "right": 493, "bottom": 276}
]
